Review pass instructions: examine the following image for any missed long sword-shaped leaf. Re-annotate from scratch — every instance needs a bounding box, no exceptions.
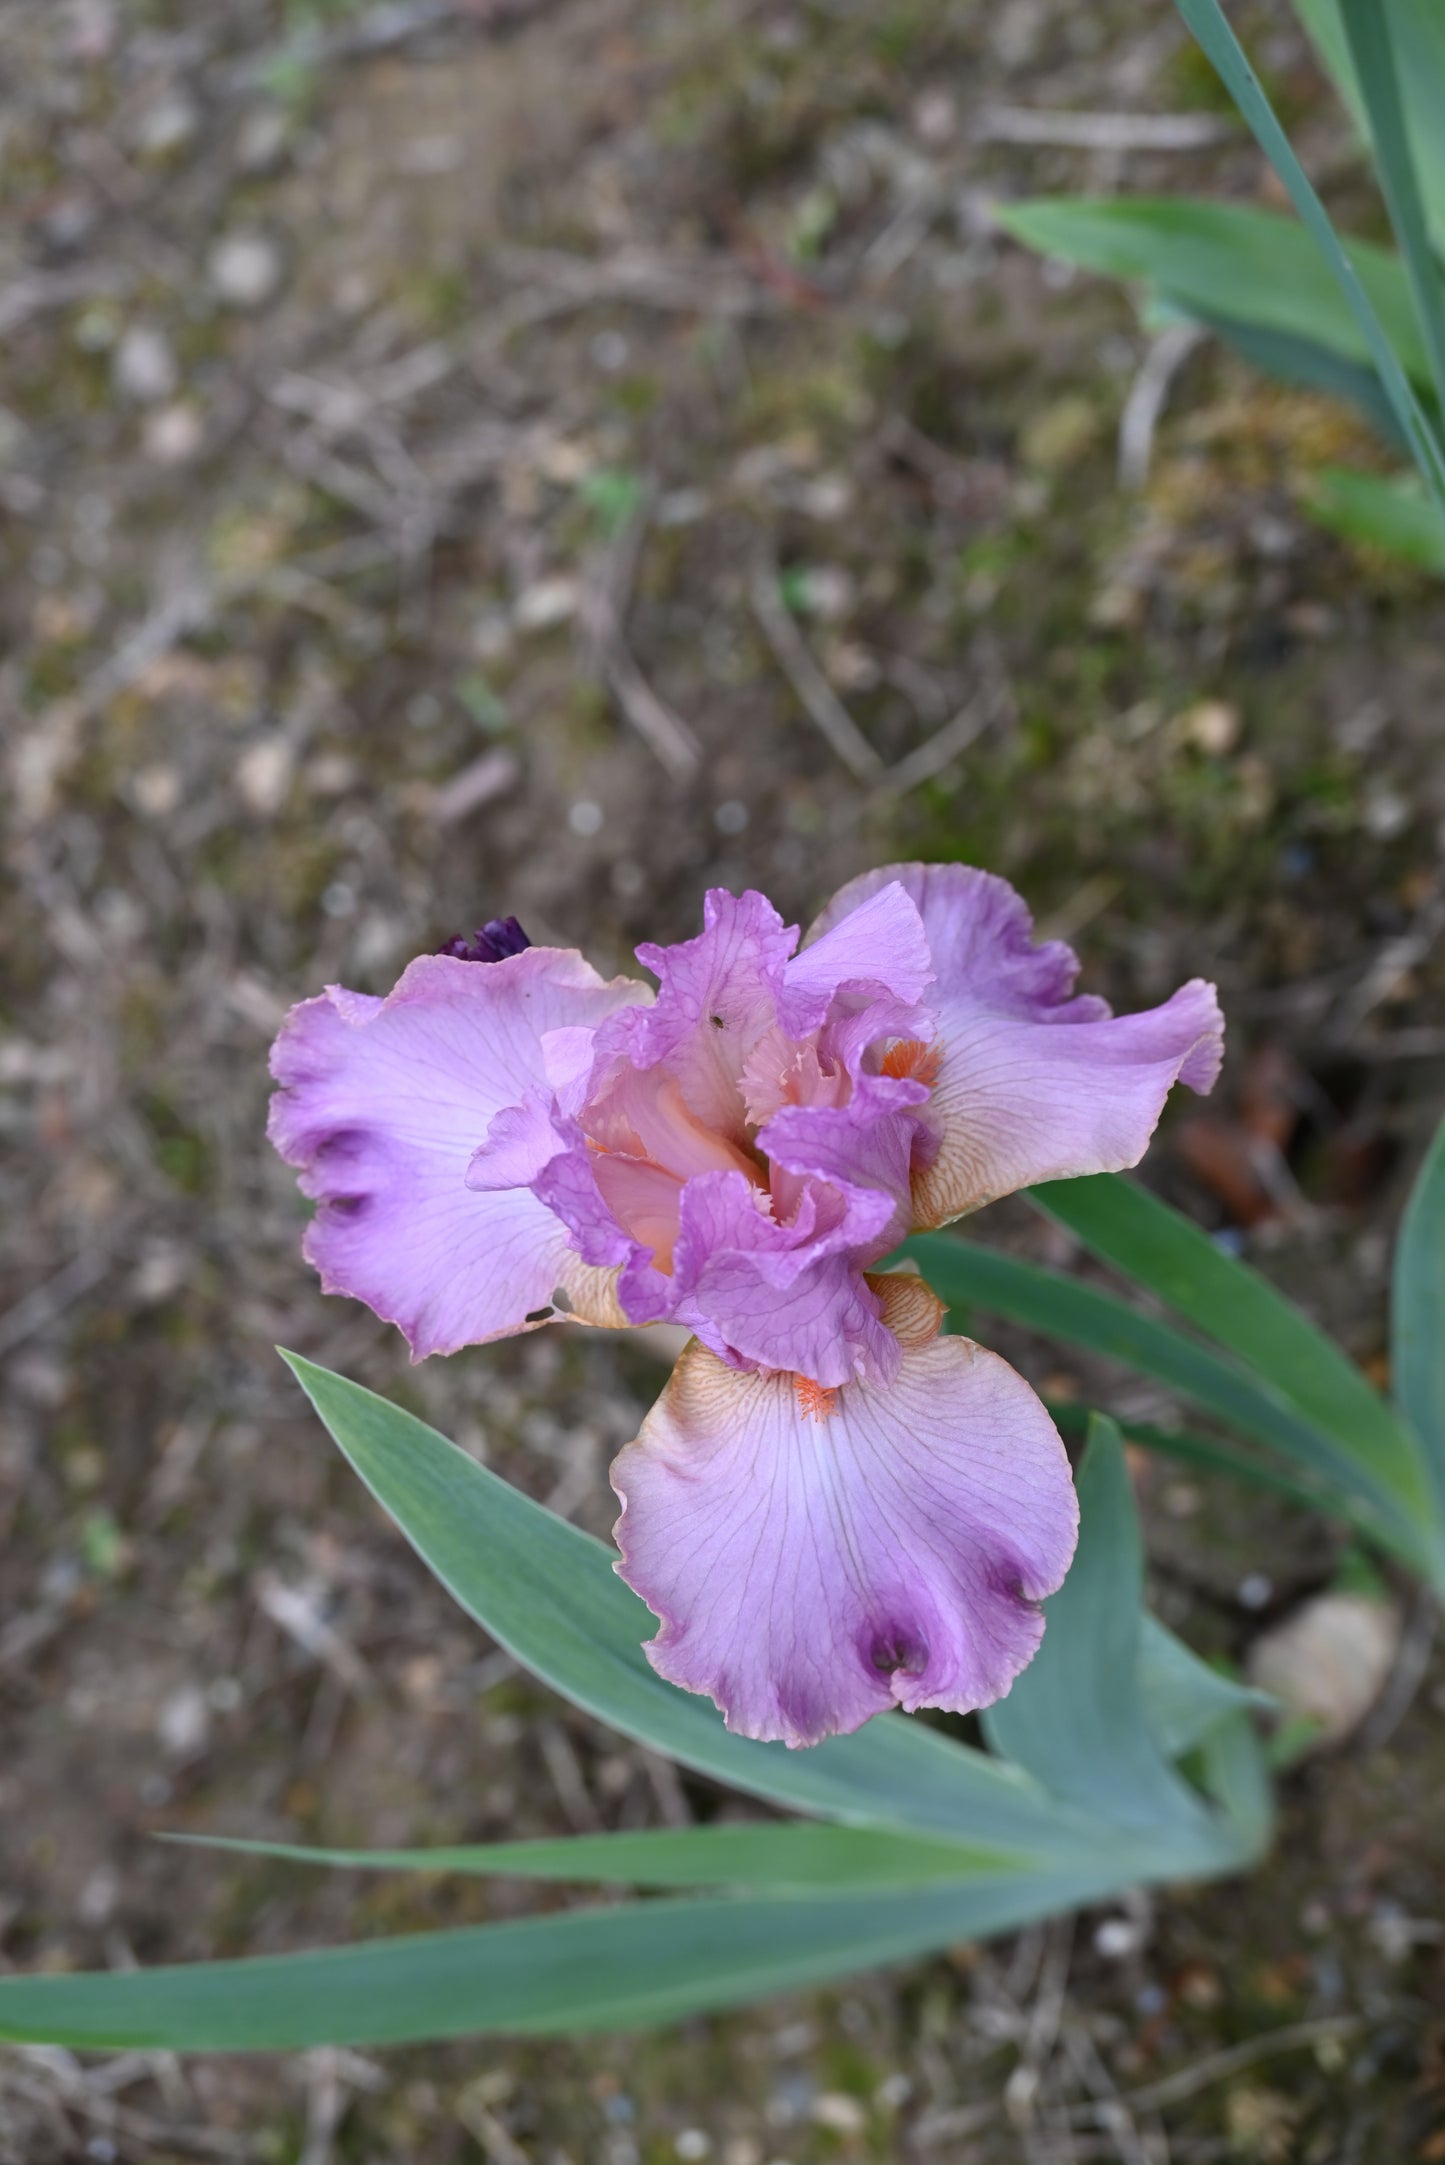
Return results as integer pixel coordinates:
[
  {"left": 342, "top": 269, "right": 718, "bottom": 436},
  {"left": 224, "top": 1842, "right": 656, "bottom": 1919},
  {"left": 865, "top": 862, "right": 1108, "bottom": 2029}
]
[
  {"left": 901, "top": 1232, "right": 1420, "bottom": 1559},
  {"left": 1029, "top": 1175, "right": 1434, "bottom": 1539},
  {"left": 0, "top": 1877, "right": 1127, "bottom": 2054},
  {"left": 160, "top": 1821, "right": 1022, "bottom": 1889},
  {"left": 1047, "top": 1400, "right": 1354, "bottom": 1520},
  {"left": 280, "top": 1354, "right": 1079, "bottom": 1855},
  {"left": 1181, "top": 311, "right": 1409, "bottom": 445},
  {"left": 1295, "top": 0, "right": 1445, "bottom": 260},
  {"left": 985, "top": 1423, "right": 1261, "bottom": 1868},
  {"left": 1138, "top": 1615, "right": 1272, "bottom": 1760},
  {"left": 1392, "top": 1114, "right": 1445, "bottom": 1526},
  {"left": 1338, "top": 0, "right": 1445, "bottom": 418},
  {"left": 998, "top": 197, "right": 1430, "bottom": 391},
  {"left": 1309, "top": 466, "right": 1445, "bottom": 571},
  {"left": 1173, "top": 0, "right": 1445, "bottom": 507}
]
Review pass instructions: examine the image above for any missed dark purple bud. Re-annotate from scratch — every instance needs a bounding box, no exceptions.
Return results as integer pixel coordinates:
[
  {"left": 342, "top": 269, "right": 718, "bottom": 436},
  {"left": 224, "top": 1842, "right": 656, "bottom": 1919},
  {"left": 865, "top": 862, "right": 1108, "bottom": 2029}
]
[{"left": 436, "top": 916, "right": 531, "bottom": 964}]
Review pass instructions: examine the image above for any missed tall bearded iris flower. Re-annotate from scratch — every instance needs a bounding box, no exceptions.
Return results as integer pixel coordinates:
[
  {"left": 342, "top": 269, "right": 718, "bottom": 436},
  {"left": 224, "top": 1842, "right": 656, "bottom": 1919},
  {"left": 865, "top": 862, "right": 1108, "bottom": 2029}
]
[{"left": 269, "top": 865, "right": 1222, "bottom": 1748}]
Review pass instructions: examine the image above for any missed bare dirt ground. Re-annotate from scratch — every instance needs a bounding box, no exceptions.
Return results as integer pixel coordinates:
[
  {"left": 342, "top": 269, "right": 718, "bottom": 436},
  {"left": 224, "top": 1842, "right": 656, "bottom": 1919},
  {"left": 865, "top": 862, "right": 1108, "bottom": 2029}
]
[{"left": 3, "top": 0, "right": 1445, "bottom": 2158}]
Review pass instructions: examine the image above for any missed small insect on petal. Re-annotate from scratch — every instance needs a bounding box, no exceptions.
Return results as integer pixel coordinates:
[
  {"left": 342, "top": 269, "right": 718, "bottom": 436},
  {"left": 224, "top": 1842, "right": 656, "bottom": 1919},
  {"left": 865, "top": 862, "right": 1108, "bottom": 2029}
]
[{"left": 794, "top": 1374, "right": 840, "bottom": 1421}]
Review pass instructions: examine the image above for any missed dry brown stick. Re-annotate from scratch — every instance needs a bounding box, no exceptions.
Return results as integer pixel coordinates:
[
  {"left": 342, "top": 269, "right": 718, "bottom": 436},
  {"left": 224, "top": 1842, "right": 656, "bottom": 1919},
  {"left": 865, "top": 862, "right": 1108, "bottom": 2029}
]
[
  {"left": 749, "top": 559, "right": 883, "bottom": 782},
  {"left": 871, "top": 640, "right": 1015, "bottom": 799},
  {"left": 582, "top": 489, "right": 701, "bottom": 782},
  {"left": 1072, "top": 2015, "right": 1363, "bottom": 2121},
  {"left": 975, "top": 107, "right": 1233, "bottom": 150},
  {"left": 1118, "top": 323, "right": 1207, "bottom": 489}
]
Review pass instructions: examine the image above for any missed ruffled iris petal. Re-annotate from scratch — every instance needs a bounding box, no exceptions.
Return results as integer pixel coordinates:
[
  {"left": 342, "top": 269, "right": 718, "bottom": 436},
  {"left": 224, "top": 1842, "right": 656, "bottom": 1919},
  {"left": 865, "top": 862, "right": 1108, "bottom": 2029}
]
[
  {"left": 810, "top": 862, "right": 1223, "bottom": 1229},
  {"left": 612, "top": 1276, "right": 1078, "bottom": 1746},
  {"left": 268, "top": 949, "right": 646, "bottom": 1354}
]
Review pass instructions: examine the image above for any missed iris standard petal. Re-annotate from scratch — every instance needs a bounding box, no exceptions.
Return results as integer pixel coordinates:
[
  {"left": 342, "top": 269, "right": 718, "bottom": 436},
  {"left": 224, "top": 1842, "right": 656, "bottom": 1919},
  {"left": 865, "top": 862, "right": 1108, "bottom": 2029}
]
[
  {"left": 611, "top": 1275, "right": 1078, "bottom": 1747},
  {"left": 268, "top": 948, "right": 646, "bottom": 1354},
  {"left": 810, "top": 862, "right": 1223, "bottom": 1228},
  {"left": 776, "top": 877, "right": 933, "bottom": 1037},
  {"left": 618, "top": 888, "right": 799, "bottom": 1142}
]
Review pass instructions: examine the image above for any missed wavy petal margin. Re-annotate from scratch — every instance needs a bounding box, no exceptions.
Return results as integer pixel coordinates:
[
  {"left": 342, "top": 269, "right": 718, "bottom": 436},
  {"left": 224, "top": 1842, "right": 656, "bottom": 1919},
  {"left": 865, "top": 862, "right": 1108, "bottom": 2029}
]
[
  {"left": 269, "top": 950, "right": 645, "bottom": 1355},
  {"left": 611, "top": 1276, "right": 1078, "bottom": 1747},
  {"left": 811, "top": 864, "right": 1222, "bottom": 1228}
]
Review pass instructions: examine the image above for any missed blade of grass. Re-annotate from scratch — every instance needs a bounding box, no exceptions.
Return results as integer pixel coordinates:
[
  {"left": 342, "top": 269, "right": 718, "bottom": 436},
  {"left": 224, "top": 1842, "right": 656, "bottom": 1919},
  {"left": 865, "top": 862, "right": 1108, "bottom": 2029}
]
[
  {"left": 1339, "top": 0, "right": 1445, "bottom": 418},
  {"left": 0, "top": 1880, "right": 1126, "bottom": 2053},
  {"left": 1028, "top": 1176, "right": 1435, "bottom": 1537},
  {"left": 158, "top": 1822, "right": 1025, "bottom": 1890},
  {"left": 1174, "top": 0, "right": 1445, "bottom": 509},
  {"left": 1308, "top": 467, "right": 1445, "bottom": 572},
  {"left": 1392, "top": 1114, "right": 1445, "bottom": 1529},
  {"left": 1045, "top": 1401, "right": 1364, "bottom": 1524},
  {"left": 281, "top": 1354, "right": 1084, "bottom": 1854},
  {"left": 902, "top": 1233, "right": 1423, "bottom": 1561}
]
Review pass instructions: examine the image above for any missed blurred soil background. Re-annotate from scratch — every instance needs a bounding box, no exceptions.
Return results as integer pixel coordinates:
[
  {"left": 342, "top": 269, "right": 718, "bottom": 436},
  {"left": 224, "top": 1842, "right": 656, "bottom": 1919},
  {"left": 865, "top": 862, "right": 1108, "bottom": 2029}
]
[{"left": 3, "top": 0, "right": 1445, "bottom": 2158}]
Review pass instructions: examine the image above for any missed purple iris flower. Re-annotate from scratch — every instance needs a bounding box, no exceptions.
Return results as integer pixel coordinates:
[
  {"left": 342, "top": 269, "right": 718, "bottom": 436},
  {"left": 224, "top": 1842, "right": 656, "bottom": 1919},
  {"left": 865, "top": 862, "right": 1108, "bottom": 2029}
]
[{"left": 269, "top": 865, "right": 1222, "bottom": 1748}]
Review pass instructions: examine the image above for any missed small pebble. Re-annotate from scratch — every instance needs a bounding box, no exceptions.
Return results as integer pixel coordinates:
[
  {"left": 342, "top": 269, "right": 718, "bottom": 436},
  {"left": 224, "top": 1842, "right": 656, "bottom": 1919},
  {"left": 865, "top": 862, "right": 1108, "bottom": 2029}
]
[
  {"left": 591, "top": 329, "right": 630, "bottom": 371},
  {"left": 133, "top": 90, "right": 200, "bottom": 161},
  {"left": 113, "top": 323, "right": 179, "bottom": 404},
  {"left": 811, "top": 2094, "right": 866, "bottom": 2135},
  {"left": 235, "top": 105, "right": 291, "bottom": 175},
  {"left": 795, "top": 564, "right": 855, "bottom": 622},
  {"left": 1363, "top": 788, "right": 1409, "bottom": 841},
  {"left": 235, "top": 735, "right": 295, "bottom": 816},
  {"left": 1094, "top": 1915, "right": 1144, "bottom": 1959},
  {"left": 570, "top": 799, "right": 604, "bottom": 837},
  {"left": 1246, "top": 1591, "right": 1400, "bottom": 1748},
  {"left": 513, "top": 575, "right": 579, "bottom": 631},
  {"left": 1180, "top": 698, "right": 1241, "bottom": 756},
  {"left": 157, "top": 1683, "right": 210, "bottom": 1758},
  {"left": 131, "top": 763, "right": 182, "bottom": 817},
  {"left": 143, "top": 401, "right": 204, "bottom": 465},
  {"left": 714, "top": 799, "right": 749, "bottom": 835},
  {"left": 208, "top": 229, "right": 285, "bottom": 311}
]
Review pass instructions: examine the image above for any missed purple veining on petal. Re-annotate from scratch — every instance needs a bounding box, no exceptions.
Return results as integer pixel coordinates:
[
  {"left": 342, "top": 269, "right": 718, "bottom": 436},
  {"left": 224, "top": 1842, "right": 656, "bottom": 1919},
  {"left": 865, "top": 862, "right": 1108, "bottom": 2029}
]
[
  {"left": 808, "top": 862, "right": 1223, "bottom": 1230},
  {"left": 268, "top": 946, "right": 644, "bottom": 1354},
  {"left": 611, "top": 1276, "right": 1078, "bottom": 1746}
]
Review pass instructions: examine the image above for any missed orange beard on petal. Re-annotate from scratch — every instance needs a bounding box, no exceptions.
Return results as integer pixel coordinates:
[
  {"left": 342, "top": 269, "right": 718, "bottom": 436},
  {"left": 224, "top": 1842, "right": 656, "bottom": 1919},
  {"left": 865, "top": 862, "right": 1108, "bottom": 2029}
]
[
  {"left": 881, "top": 1037, "right": 942, "bottom": 1089},
  {"left": 794, "top": 1374, "right": 840, "bottom": 1421}
]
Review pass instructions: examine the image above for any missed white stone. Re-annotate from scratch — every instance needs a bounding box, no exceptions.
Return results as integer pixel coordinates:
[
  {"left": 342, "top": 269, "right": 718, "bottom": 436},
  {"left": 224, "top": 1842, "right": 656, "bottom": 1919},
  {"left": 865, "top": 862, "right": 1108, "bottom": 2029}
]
[
  {"left": 513, "top": 575, "right": 580, "bottom": 631},
  {"left": 1246, "top": 1591, "right": 1400, "bottom": 1749},
  {"left": 113, "top": 323, "right": 179, "bottom": 404},
  {"left": 208, "top": 230, "right": 285, "bottom": 311},
  {"left": 235, "top": 734, "right": 295, "bottom": 816},
  {"left": 143, "top": 401, "right": 204, "bottom": 465},
  {"left": 157, "top": 1683, "right": 210, "bottom": 1757}
]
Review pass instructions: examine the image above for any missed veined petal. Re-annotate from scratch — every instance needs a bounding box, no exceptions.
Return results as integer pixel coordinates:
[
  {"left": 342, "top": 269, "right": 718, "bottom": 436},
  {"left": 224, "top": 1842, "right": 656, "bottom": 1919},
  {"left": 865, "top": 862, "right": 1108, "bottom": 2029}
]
[
  {"left": 268, "top": 949, "right": 646, "bottom": 1355},
  {"left": 613, "top": 889, "right": 798, "bottom": 1142},
  {"left": 612, "top": 1275, "right": 1078, "bottom": 1747},
  {"left": 671, "top": 1172, "right": 899, "bottom": 1387},
  {"left": 760, "top": 1073, "right": 923, "bottom": 1263},
  {"left": 777, "top": 878, "right": 933, "bottom": 1037},
  {"left": 810, "top": 863, "right": 1223, "bottom": 1227}
]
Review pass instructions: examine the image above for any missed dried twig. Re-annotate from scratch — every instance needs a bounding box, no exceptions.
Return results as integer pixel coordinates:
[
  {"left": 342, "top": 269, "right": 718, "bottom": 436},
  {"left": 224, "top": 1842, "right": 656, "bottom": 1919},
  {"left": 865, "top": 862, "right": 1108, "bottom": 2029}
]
[
  {"left": 1330, "top": 895, "right": 1445, "bottom": 1040},
  {"left": 254, "top": 1573, "right": 371, "bottom": 1694},
  {"left": 749, "top": 559, "right": 883, "bottom": 782},
  {"left": 1073, "top": 2015, "right": 1363, "bottom": 2120},
  {"left": 582, "top": 487, "right": 701, "bottom": 781},
  {"left": 871, "top": 658, "right": 1014, "bottom": 799},
  {"left": 1118, "top": 323, "right": 1207, "bottom": 490},
  {"left": 0, "top": 1244, "right": 120, "bottom": 1360},
  {"left": 976, "top": 107, "right": 1233, "bottom": 151}
]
